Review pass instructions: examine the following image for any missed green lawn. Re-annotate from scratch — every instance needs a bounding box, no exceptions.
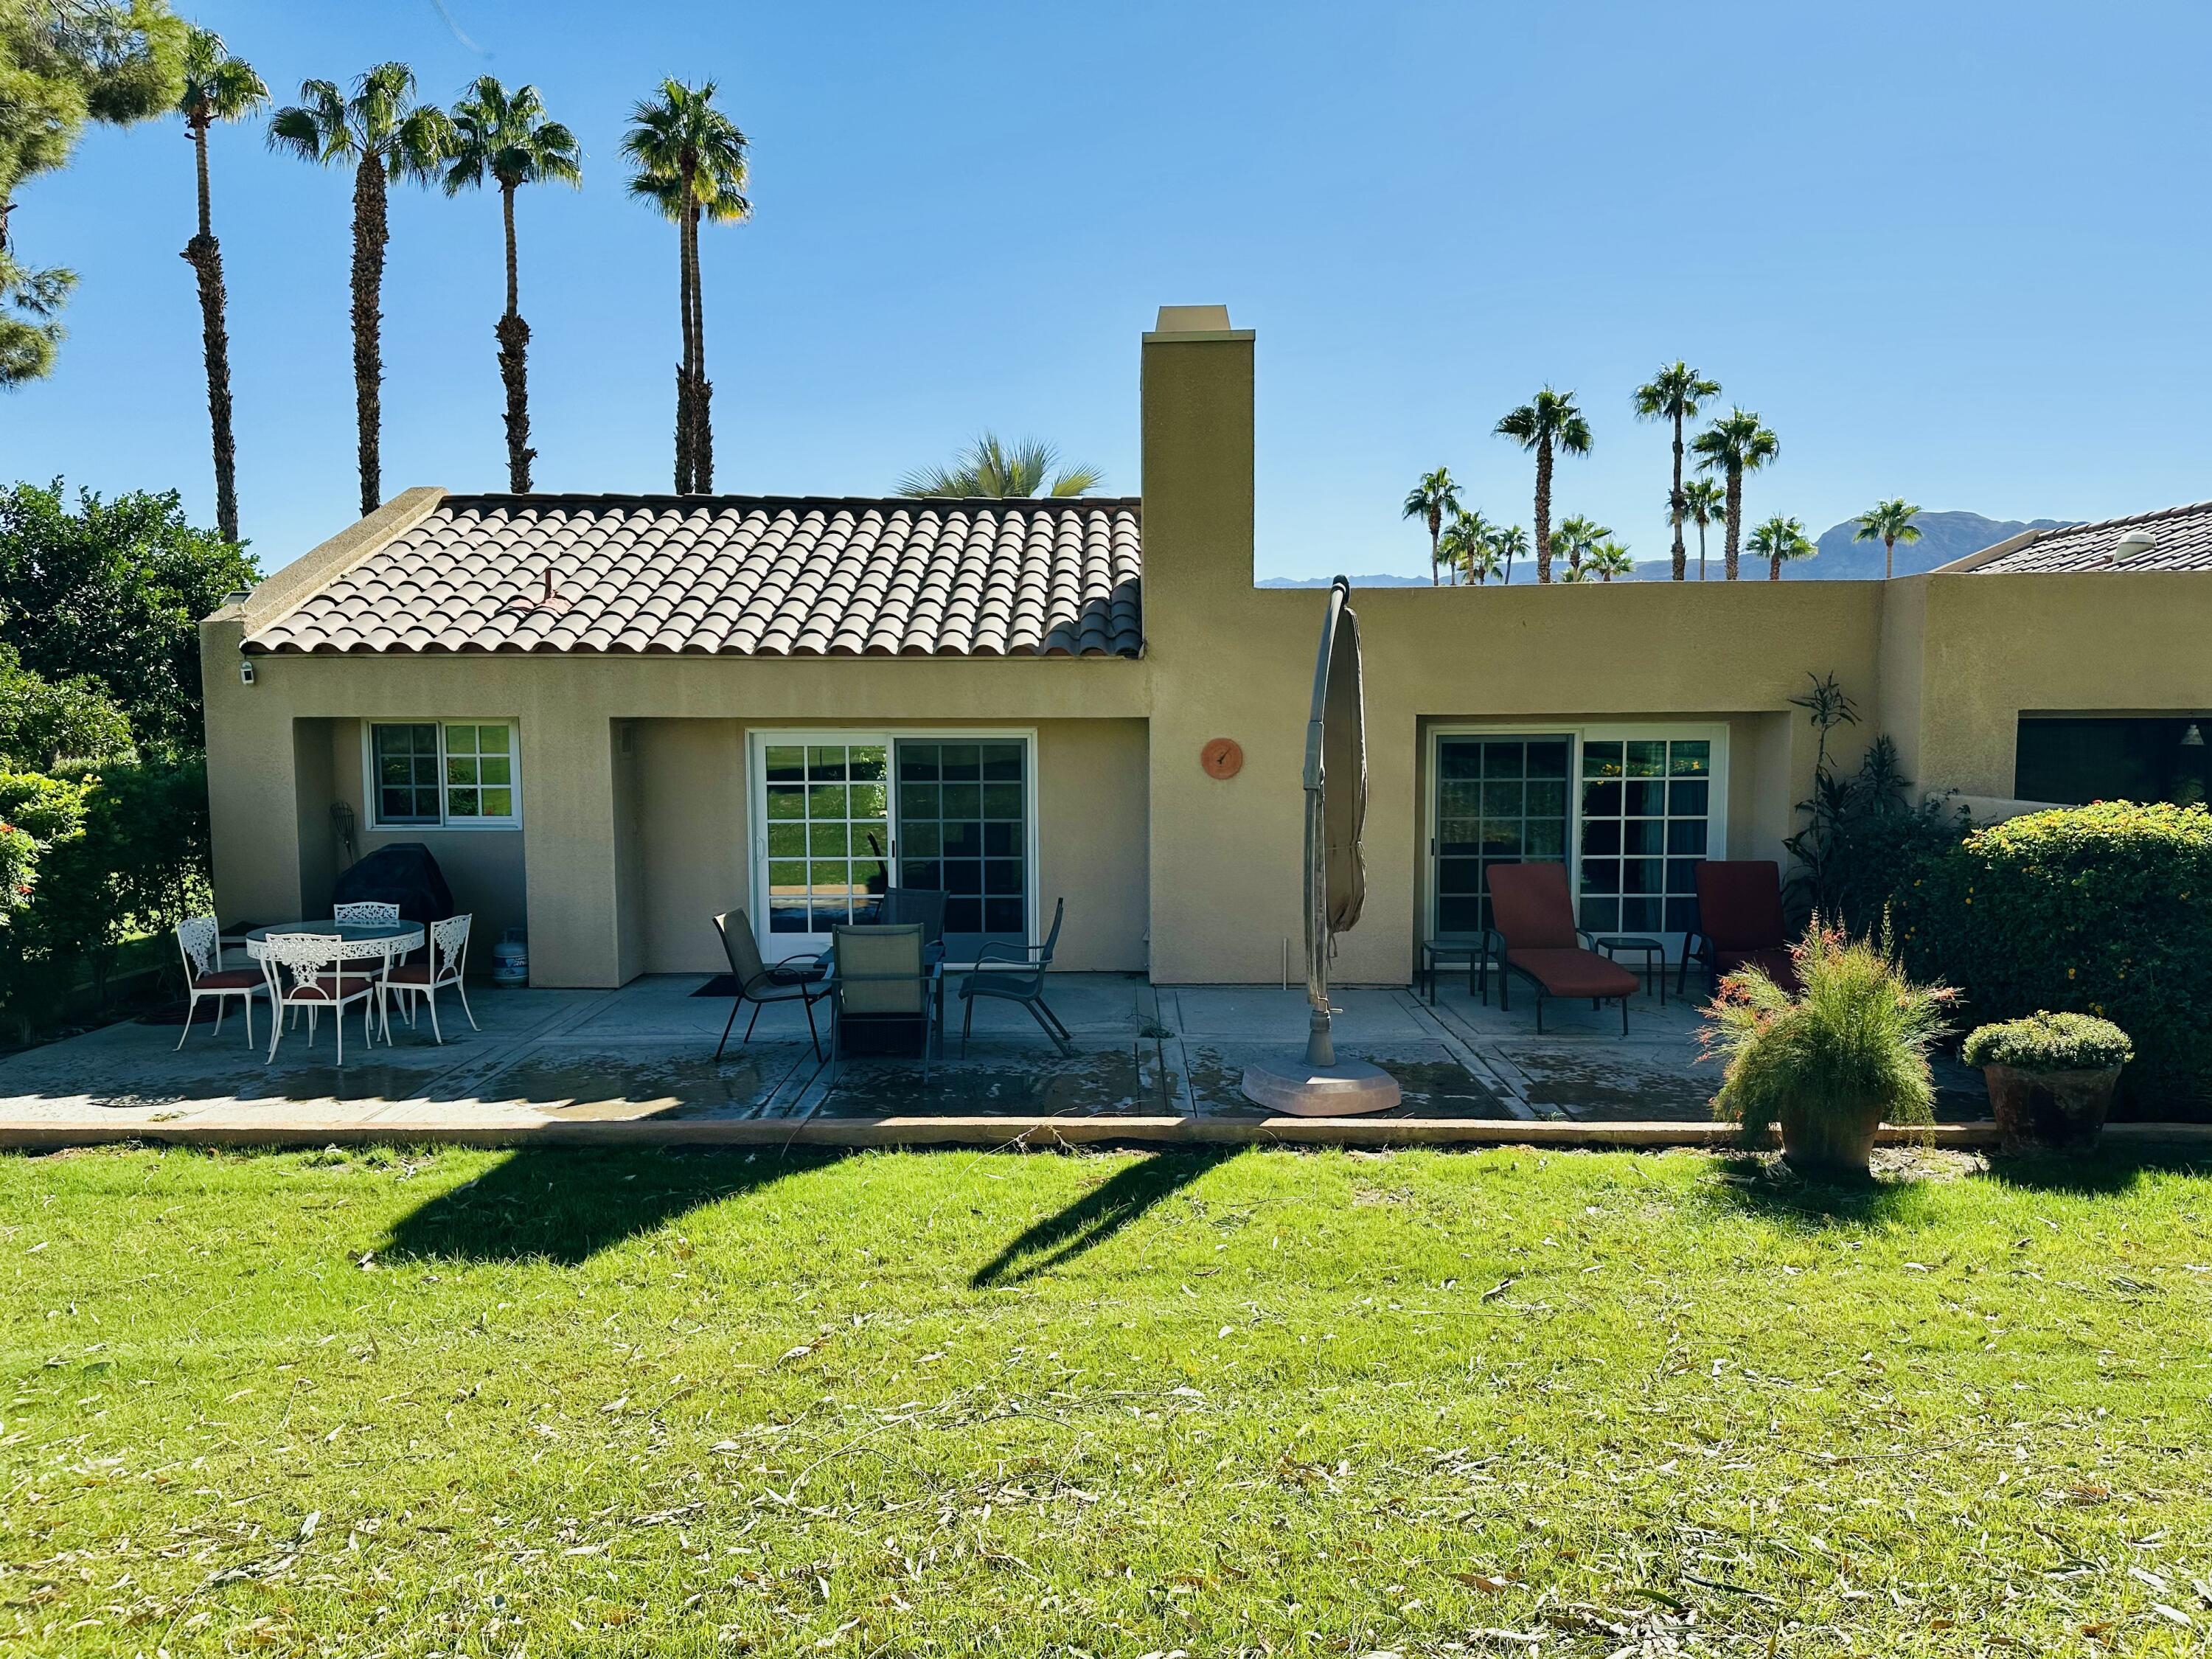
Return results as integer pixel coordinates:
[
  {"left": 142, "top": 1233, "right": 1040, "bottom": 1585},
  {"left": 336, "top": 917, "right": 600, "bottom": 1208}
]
[{"left": 4, "top": 1144, "right": 2211, "bottom": 1656}]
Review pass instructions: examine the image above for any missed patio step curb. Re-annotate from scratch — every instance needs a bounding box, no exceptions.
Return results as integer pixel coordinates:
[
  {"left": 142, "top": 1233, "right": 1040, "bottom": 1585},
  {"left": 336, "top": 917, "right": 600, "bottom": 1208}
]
[{"left": 4, "top": 1116, "right": 2206, "bottom": 1153}]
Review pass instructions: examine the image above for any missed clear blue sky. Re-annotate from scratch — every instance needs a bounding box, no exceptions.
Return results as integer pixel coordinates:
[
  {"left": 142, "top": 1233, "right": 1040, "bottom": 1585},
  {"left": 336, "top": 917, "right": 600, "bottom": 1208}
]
[{"left": 7, "top": 0, "right": 2210, "bottom": 577}]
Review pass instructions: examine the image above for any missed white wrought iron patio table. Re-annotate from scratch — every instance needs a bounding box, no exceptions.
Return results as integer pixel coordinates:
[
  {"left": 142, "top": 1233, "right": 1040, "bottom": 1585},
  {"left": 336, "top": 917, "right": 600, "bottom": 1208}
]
[{"left": 243, "top": 922, "right": 425, "bottom": 1044}]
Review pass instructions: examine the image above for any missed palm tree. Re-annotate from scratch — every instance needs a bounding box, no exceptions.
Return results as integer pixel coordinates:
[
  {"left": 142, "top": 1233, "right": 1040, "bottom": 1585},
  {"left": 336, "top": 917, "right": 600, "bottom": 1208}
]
[
  {"left": 898, "top": 432, "right": 1102, "bottom": 498},
  {"left": 1553, "top": 513, "right": 1610, "bottom": 581},
  {"left": 176, "top": 26, "right": 265, "bottom": 545},
  {"left": 1680, "top": 478, "right": 1725, "bottom": 582},
  {"left": 623, "top": 80, "right": 749, "bottom": 493},
  {"left": 1400, "top": 468, "right": 1462, "bottom": 586},
  {"left": 1749, "top": 515, "right": 1818, "bottom": 582},
  {"left": 1495, "top": 389, "right": 1591, "bottom": 582},
  {"left": 1689, "top": 408, "right": 1778, "bottom": 580},
  {"left": 443, "top": 78, "right": 581, "bottom": 493},
  {"left": 1853, "top": 498, "right": 1922, "bottom": 579},
  {"left": 1492, "top": 523, "right": 1528, "bottom": 587},
  {"left": 1632, "top": 361, "right": 1721, "bottom": 582},
  {"left": 1589, "top": 540, "right": 1636, "bottom": 582},
  {"left": 1439, "top": 507, "right": 1498, "bottom": 585},
  {"left": 269, "top": 65, "right": 453, "bottom": 518}
]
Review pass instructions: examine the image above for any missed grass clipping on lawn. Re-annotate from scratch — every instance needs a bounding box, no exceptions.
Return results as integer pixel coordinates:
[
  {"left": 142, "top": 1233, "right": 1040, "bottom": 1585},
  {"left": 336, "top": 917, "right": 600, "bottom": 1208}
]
[{"left": 2, "top": 1142, "right": 2211, "bottom": 1655}]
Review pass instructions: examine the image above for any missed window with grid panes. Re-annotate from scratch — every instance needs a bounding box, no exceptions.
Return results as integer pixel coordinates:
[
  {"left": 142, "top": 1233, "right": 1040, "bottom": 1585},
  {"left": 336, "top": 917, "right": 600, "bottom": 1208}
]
[
  {"left": 370, "top": 723, "right": 520, "bottom": 827},
  {"left": 1576, "top": 737, "right": 1710, "bottom": 935},
  {"left": 761, "top": 743, "right": 891, "bottom": 933},
  {"left": 1433, "top": 736, "right": 1571, "bottom": 936}
]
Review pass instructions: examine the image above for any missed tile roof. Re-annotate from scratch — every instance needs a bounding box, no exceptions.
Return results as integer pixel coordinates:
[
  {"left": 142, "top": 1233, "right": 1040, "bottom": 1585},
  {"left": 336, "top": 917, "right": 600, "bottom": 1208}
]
[
  {"left": 244, "top": 494, "right": 1144, "bottom": 658},
  {"left": 1970, "top": 500, "right": 2212, "bottom": 574}
]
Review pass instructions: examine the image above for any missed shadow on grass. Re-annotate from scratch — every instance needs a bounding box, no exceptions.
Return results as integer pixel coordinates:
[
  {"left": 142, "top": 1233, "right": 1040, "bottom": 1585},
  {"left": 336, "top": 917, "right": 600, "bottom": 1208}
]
[
  {"left": 972, "top": 1149, "right": 1240, "bottom": 1287},
  {"left": 1976, "top": 1144, "right": 2210, "bottom": 1197},
  {"left": 1699, "top": 1153, "right": 1941, "bottom": 1231},
  {"left": 381, "top": 1146, "right": 847, "bottom": 1266}
]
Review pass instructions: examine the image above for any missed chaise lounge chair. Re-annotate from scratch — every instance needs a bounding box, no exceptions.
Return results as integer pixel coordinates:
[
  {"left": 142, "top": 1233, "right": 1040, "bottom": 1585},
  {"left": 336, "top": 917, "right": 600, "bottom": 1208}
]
[
  {"left": 1484, "top": 862, "right": 1640, "bottom": 1034},
  {"left": 1677, "top": 860, "right": 1799, "bottom": 998}
]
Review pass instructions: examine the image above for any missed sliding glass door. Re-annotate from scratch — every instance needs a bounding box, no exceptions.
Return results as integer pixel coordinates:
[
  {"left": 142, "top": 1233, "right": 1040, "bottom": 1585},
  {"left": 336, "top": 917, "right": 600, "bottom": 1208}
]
[
  {"left": 753, "top": 732, "right": 1032, "bottom": 960},
  {"left": 1431, "top": 726, "right": 1725, "bottom": 956}
]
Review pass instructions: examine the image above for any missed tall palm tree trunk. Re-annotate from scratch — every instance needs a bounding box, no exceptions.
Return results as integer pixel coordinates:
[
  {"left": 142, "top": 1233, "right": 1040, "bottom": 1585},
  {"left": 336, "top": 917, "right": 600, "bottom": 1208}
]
[
  {"left": 1768, "top": 554, "right": 1782, "bottom": 581},
  {"left": 1427, "top": 513, "right": 1440, "bottom": 586},
  {"left": 688, "top": 198, "right": 714, "bottom": 491},
  {"left": 1884, "top": 534, "right": 1895, "bottom": 580},
  {"left": 1696, "top": 522, "right": 1708, "bottom": 581},
  {"left": 349, "top": 156, "right": 389, "bottom": 518},
  {"left": 1668, "top": 413, "right": 1686, "bottom": 581},
  {"left": 1533, "top": 440, "right": 1554, "bottom": 583},
  {"left": 494, "top": 181, "right": 534, "bottom": 493},
  {"left": 182, "top": 119, "right": 240, "bottom": 543},
  {"left": 1722, "top": 467, "right": 1743, "bottom": 580},
  {"left": 671, "top": 201, "right": 694, "bottom": 493}
]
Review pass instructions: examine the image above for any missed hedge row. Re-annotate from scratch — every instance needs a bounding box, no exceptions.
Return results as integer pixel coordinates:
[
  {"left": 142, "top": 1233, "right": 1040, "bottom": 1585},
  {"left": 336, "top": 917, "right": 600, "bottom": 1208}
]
[
  {"left": 0, "top": 759, "right": 211, "bottom": 1043},
  {"left": 1842, "top": 800, "right": 2212, "bottom": 1115}
]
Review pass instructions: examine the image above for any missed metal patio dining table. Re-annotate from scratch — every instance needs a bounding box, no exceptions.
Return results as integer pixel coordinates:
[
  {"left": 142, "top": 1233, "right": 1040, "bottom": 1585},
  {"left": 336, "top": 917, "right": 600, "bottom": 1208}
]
[{"left": 243, "top": 921, "right": 425, "bottom": 1047}]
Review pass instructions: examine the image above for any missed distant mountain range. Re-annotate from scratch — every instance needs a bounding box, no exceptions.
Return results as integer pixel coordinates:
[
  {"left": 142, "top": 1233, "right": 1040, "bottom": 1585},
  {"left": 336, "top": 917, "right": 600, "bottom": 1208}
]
[{"left": 1257, "top": 511, "right": 2075, "bottom": 587}]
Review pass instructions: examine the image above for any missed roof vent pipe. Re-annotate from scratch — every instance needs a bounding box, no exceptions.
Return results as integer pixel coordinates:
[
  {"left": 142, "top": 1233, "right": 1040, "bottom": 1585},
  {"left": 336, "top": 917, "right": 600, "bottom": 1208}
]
[{"left": 2114, "top": 528, "right": 2160, "bottom": 559}]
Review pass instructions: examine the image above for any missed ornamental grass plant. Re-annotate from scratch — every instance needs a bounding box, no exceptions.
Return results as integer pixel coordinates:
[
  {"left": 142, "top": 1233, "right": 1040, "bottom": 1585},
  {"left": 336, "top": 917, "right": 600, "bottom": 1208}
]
[{"left": 1703, "top": 917, "right": 1958, "bottom": 1167}]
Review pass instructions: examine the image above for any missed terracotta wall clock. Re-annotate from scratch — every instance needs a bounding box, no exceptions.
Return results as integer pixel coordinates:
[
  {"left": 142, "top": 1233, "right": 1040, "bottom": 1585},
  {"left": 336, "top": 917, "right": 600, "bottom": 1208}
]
[{"left": 1200, "top": 737, "right": 1243, "bottom": 779}]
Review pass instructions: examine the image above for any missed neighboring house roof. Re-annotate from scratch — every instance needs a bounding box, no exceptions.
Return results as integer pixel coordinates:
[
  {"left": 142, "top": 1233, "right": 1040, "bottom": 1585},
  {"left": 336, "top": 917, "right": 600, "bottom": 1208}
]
[
  {"left": 243, "top": 493, "right": 1144, "bottom": 658},
  {"left": 1964, "top": 500, "right": 2212, "bottom": 574}
]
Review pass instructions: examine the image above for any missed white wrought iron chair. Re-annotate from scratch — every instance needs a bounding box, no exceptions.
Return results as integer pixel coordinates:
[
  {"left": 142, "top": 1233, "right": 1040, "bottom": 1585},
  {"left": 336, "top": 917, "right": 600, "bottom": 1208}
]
[
  {"left": 333, "top": 901, "right": 400, "bottom": 925},
  {"left": 173, "top": 914, "right": 266, "bottom": 1050},
  {"left": 380, "top": 914, "right": 476, "bottom": 1043},
  {"left": 260, "top": 932, "right": 380, "bottom": 1065},
  {"left": 330, "top": 901, "right": 404, "bottom": 1033}
]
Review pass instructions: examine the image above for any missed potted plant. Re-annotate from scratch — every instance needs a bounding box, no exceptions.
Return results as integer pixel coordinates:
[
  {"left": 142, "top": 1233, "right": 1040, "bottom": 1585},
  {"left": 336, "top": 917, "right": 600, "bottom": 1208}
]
[
  {"left": 1962, "top": 1011, "right": 2133, "bottom": 1155},
  {"left": 1701, "top": 918, "right": 1958, "bottom": 1178}
]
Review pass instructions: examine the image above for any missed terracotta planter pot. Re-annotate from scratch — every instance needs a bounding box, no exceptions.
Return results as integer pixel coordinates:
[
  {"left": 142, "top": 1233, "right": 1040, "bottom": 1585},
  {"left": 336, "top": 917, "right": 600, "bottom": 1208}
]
[
  {"left": 1776, "top": 1100, "right": 1884, "bottom": 1179},
  {"left": 1983, "top": 1063, "right": 2122, "bottom": 1155}
]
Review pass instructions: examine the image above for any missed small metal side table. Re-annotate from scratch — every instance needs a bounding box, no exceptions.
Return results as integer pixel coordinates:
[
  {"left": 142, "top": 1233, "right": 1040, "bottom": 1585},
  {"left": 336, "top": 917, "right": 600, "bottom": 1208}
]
[
  {"left": 1594, "top": 935, "right": 1666, "bottom": 1005},
  {"left": 1418, "top": 939, "right": 1484, "bottom": 1006}
]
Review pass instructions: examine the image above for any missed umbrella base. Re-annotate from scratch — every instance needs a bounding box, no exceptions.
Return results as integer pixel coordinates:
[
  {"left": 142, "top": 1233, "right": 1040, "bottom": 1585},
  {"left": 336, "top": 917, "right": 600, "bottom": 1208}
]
[{"left": 1239, "top": 1057, "right": 1402, "bottom": 1117}]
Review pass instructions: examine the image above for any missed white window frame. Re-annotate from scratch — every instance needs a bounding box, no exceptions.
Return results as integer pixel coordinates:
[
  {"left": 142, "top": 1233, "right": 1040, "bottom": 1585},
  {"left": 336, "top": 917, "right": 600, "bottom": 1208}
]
[
  {"left": 361, "top": 719, "right": 523, "bottom": 830},
  {"left": 745, "top": 727, "right": 1041, "bottom": 959},
  {"left": 1425, "top": 722, "right": 1730, "bottom": 955}
]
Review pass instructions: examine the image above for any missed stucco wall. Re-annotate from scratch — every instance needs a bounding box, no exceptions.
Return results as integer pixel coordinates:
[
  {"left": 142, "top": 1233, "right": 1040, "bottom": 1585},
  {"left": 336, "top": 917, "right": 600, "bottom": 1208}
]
[
  {"left": 316, "top": 718, "right": 529, "bottom": 973},
  {"left": 200, "top": 316, "right": 2212, "bottom": 992},
  {"left": 622, "top": 716, "right": 1149, "bottom": 975}
]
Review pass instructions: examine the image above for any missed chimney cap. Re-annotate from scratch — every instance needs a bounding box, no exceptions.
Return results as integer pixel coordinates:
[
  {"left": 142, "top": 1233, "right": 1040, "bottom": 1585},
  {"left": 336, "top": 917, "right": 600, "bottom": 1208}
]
[{"left": 1153, "top": 304, "right": 1234, "bottom": 333}]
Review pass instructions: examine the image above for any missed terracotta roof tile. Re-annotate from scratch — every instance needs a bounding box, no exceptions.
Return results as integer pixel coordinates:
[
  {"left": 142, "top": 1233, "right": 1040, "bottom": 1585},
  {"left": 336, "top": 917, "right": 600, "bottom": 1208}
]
[
  {"left": 1972, "top": 500, "right": 2212, "bottom": 574},
  {"left": 246, "top": 495, "right": 1144, "bottom": 659}
]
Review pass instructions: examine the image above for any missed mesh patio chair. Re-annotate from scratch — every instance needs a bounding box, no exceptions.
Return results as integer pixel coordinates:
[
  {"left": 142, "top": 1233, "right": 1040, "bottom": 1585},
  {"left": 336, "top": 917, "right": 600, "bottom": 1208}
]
[
  {"left": 958, "top": 897, "right": 1072, "bottom": 1057},
  {"left": 830, "top": 922, "right": 936, "bottom": 1078},
  {"left": 383, "top": 913, "right": 476, "bottom": 1043},
  {"left": 1484, "top": 863, "right": 1639, "bottom": 1034},
  {"left": 173, "top": 914, "right": 266, "bottom": 1050},
  {"left": 1678, "top": 860, "right": 1798, "bottom": 998},
  {"left": 712, "top": 911, "right": 830, "bottom": 1061},
  {"left": 260, "top": 932, "right": 380, "bottom": 1065},
  {"left": 880, "top": 887, "right": 947, "bottom": 950}
]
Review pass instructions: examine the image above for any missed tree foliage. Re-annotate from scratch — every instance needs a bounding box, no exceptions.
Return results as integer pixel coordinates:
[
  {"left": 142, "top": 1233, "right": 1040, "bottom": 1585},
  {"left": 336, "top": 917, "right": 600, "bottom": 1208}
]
[
  {"left": 0, "top": 479, "right": 257, "bottom": 755},
  {"left": 0, "top": 0, "right": 185, "bottom": 385},
  {"left": 899, "top": 433, "right": 1103, "bottom": 498}
]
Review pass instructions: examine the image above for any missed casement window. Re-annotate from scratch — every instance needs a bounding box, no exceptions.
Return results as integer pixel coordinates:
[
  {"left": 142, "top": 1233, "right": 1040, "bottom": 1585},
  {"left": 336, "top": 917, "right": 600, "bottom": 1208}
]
[{"left": 366, "top": 721, "right": 521, "bottom": 829}]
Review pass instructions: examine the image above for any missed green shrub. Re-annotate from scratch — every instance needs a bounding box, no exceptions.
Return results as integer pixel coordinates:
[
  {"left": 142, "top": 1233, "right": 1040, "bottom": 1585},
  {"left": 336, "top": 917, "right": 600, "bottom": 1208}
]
[
  {"left": 1702, "top": 919, "right": 1958, "bottom": 1143},
  {"left": 1885, "top": 801, "right": 2212, "bottom": 1113},
  {"left": 0, "top": 757, "right": 209, "bottom": 1040},
  {"left": 1963, "top": 1011, "right": 2134, "bottom": 1073}
]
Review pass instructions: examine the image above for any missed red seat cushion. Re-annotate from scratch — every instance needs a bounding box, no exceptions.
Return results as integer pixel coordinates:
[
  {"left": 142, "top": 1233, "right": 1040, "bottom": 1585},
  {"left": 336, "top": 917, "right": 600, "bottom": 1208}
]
[
  {"left": 194, "top": 968, "right": 263, "bottom": 990},
  {"left": 1507, "top": 947, "right": 1640, "bottom": 999},
  {"left": 385, "top": 964, "right": 442, "bottom": 986}
]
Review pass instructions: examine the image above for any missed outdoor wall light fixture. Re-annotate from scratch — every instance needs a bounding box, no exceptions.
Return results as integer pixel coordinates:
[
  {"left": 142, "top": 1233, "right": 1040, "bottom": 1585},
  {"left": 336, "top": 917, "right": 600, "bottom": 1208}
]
[
  {"left": 238, "top": 658, "right": 256, "bottom": 686},
  {"left": 2181, "top": 722, "right": 2203, "bottom": 748}
]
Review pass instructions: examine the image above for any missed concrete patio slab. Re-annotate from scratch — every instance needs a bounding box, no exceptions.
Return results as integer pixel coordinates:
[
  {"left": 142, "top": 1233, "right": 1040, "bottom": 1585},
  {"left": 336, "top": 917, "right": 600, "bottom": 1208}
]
[{"left": 0, "top": 970, "right": 2070, "bottom": 1151}]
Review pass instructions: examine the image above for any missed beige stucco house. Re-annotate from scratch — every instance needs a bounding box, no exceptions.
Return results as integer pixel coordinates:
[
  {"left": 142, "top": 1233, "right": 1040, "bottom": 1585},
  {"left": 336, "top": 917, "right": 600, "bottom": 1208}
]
[{"left": 198, "top": 305, "right": 2212, "bottom": 987}]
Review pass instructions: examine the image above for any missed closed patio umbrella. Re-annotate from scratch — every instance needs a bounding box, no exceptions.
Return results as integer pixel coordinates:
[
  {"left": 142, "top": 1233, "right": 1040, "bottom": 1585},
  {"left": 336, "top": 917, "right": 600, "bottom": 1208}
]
[{"left": 1242, "top": 576, "right": 1401, "bottom": 1114}]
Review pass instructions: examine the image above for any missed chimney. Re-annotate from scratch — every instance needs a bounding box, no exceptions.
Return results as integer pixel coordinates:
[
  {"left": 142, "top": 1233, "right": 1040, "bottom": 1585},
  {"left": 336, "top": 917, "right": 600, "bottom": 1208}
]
[{"left": 1140, "top": 304, "right": 1256, "bottom": 620}]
